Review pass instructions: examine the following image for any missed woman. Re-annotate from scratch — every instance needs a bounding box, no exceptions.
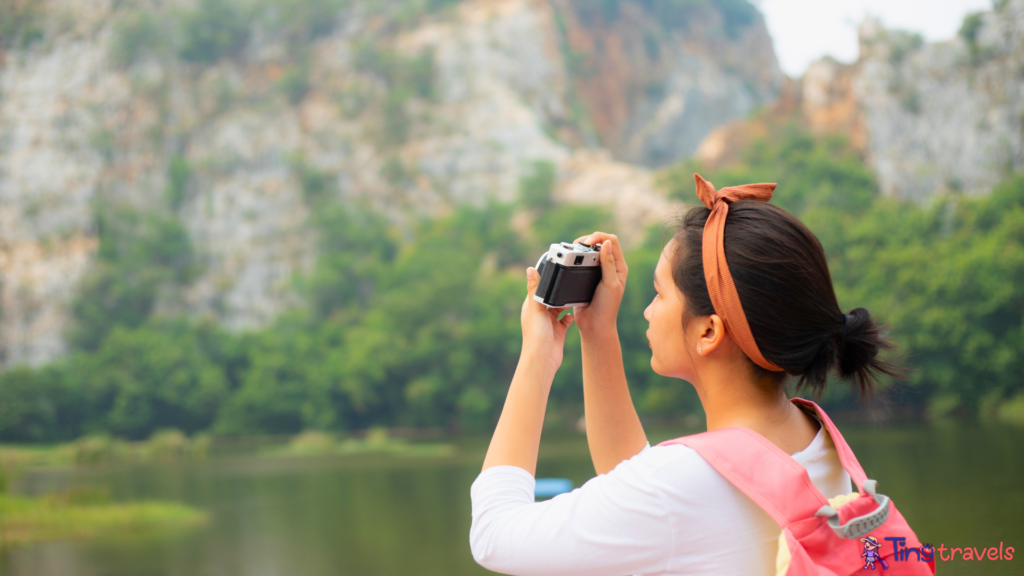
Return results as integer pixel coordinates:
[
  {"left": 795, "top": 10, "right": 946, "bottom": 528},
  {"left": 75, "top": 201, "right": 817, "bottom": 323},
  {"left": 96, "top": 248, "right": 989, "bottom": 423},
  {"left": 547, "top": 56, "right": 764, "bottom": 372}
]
[{"left": 469, "top": 175, "right": 901, "bottom": 575}]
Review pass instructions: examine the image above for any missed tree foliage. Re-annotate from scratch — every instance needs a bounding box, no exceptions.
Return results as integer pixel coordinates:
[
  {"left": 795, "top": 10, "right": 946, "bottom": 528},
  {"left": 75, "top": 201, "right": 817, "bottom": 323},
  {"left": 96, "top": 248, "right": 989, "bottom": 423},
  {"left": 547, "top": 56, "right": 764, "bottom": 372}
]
[
  {"left": 68, "top": 204, "right": 197, "bottom": 351},
  {"left": 2, "top": 124, "right": 1021, "bottom": 441}
]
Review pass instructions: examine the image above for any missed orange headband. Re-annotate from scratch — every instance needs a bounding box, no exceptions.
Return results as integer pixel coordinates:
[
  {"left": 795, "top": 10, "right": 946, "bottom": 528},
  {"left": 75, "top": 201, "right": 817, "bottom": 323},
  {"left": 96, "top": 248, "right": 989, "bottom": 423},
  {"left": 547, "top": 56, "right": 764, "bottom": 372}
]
[{"left": 694, "top": 173, "right": 785, "bottom": 372}]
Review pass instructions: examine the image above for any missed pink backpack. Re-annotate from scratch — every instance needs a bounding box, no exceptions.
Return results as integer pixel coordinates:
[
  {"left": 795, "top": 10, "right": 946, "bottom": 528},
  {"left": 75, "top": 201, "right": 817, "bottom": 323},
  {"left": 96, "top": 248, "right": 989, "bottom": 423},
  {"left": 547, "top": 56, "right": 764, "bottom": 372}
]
[{"left": 658, "top": 398, "right": 935, "bottom": 575}]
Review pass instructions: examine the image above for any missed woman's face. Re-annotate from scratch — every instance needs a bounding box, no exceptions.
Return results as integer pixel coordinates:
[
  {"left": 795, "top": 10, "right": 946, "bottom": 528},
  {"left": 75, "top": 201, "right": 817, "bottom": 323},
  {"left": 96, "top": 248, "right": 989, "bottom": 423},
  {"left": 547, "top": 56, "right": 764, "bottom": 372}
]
[{"left": 644, "top": 241, "right": 696, "bottom": 380}]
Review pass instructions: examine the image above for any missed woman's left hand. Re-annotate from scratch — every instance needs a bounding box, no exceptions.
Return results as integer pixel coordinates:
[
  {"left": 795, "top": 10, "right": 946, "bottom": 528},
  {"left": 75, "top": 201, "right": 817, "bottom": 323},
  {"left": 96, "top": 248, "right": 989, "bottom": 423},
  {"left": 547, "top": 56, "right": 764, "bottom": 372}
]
[
  {"left": 521, "top": 267, "right": 575, "bottom": 375},
  {"left": 570, "top": 232, "right": 628, "bottom": 335}
]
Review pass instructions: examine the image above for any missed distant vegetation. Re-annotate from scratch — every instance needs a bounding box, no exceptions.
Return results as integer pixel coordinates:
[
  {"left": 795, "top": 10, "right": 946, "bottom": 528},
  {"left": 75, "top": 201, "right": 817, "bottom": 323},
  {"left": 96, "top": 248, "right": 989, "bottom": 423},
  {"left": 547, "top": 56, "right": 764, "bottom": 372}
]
[
  {"left": 0, "top": 430, "right": 207, "bottom": 547},
  {"left": 959, "top": 11, "right": 989, "bottom": 62},
  {"left": 0, "top": 490, "right": 206, "bottom": 547},
  {"left": 269, "top": 428, "right": 456, "bottom": 458},
  {"left": 109, "top": 0, "right": 349, "bottom": 69},
  {"left": 570, "top": 0, "right": 759, "bottom": 38},
  {"left": 352, "top": 41, "right": 437, "bottom": 147},
  {"left": 109, "top": 0, "right": 440, "bottom": 151},
  {"left": 68, "top": 203, "right": 197, "bottom": 352},
  {"left": 178, "top": 0, "right": 251, "bottom": 64},
  {"left": 0, "top": 0, "right": 44, "bottom": 50},
  {"left": 2, "top": 124, "right": 1023, "bottom": 441}
]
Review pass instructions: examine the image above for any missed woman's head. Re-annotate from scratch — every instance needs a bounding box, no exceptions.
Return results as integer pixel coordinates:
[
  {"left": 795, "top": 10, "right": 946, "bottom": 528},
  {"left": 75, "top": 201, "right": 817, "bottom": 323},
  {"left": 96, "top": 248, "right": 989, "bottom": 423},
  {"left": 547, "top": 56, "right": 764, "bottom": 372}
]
[{"left": 644, "top": 200, "right": 899, "bottom": 396}]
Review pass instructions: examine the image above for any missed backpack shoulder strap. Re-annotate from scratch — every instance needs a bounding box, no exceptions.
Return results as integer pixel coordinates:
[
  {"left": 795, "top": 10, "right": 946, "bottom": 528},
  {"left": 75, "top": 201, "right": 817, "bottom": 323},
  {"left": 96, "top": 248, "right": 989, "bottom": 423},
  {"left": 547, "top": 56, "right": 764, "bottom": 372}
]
[
  {"left": 790, "top": 398, "right": 869, "bottom": 490},
  {"left": 659, "top": 426, "right": 828, "bottom": 528}
]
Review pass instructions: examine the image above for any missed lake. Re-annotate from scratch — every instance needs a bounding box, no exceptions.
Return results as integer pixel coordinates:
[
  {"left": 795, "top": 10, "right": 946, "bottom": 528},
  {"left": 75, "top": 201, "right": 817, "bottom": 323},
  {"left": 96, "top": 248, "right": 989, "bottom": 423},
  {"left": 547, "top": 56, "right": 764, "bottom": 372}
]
[{"left": 2, "top": 421, "right": 1022, "bottom": 576}]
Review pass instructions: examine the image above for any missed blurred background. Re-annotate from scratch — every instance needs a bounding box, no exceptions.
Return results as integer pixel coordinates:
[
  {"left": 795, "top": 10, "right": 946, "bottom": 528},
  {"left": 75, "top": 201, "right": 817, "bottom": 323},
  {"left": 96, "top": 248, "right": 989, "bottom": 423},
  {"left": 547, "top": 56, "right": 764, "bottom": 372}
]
[{"left": 0, "top": 0, "right": 1021, "bottom": 574}]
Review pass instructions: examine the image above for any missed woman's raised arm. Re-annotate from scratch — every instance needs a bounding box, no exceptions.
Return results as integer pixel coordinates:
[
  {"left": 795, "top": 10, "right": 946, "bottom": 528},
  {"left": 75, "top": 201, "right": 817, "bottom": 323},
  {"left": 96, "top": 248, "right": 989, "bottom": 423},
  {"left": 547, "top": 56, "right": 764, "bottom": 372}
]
[
  {"left": 481, "top": 267, "right": 576, "bottom": 474},
  {"left": 572, "top": 232, "right": 648, "bottom": 475}
]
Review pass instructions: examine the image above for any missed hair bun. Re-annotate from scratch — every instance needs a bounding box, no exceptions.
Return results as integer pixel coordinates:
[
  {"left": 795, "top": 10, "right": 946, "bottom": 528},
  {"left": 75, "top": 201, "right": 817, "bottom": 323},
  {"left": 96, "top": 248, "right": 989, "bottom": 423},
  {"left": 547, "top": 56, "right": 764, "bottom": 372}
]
[{"left": 836, "top": 307, "right": 901, "bottom": 395}]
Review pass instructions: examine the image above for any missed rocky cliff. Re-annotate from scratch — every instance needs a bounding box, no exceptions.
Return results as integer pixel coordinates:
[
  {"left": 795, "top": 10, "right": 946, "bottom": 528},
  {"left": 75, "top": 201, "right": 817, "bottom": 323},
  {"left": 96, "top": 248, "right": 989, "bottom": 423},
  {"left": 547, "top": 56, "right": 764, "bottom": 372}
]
[
  {"left": 0, "top": 0, "right": 781, "bottom": 368},
  {"left": 697, "top": 0, "right": 1024, "bottom": 202}
]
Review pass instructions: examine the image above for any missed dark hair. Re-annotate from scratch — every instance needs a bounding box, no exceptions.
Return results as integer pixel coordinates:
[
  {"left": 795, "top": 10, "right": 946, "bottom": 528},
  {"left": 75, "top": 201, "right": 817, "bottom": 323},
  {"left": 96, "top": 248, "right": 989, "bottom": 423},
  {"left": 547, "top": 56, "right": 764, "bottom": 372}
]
[{"left": 670, "top": 201, "right": 901, "bottom": 397}]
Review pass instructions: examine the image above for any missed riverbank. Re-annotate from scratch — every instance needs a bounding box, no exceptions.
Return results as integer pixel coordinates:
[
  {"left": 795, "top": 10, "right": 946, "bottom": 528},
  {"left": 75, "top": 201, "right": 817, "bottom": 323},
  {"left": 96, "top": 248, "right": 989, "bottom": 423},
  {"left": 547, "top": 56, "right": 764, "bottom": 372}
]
[
  {"left": 0, "top": 490, "right": 207, "bottom": 547},
  {"left": 0, "top": 428, "right": 458, "bottom": 475},
  {"left": 3, "top": 420, "right": 1020, "bottom": 576}
]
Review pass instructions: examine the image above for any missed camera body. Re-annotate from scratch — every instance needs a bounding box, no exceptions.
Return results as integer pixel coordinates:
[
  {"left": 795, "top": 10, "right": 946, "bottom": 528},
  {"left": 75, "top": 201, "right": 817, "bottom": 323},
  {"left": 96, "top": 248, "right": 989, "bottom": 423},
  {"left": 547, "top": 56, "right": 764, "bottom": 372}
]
[{"left": 533, "top": 242, "right": 602, "bottom": 307}]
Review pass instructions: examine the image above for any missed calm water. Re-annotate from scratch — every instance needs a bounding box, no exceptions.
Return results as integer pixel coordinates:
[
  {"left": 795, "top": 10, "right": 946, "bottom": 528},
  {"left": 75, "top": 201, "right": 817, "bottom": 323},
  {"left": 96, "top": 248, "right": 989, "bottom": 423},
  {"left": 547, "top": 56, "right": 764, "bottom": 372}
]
[{"left": 3, "top": 422, "right": 1023, "bottom": 576}]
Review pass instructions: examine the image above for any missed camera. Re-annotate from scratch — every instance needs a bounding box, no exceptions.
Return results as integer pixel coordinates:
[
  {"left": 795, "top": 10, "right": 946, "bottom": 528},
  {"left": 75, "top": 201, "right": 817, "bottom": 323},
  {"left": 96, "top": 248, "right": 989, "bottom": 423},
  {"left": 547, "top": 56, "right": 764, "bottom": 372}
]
[{"left": 533, "top": 241, "right": 602, "bottom": 307}]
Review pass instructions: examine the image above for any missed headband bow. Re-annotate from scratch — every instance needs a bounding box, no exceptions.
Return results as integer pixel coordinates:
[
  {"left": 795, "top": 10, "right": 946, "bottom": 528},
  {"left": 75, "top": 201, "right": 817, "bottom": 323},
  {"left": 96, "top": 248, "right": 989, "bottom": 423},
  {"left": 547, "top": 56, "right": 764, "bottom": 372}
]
[{"left": 695, "top": 173, "right": 784, "bottom": 372}]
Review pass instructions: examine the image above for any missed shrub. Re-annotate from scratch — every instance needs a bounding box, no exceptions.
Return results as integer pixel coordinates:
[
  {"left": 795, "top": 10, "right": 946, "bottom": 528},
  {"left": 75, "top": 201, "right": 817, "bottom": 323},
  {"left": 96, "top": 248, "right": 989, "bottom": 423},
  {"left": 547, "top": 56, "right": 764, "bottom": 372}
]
[
  {"left": 353, "top": 43, "right": 436, "bottom": 146},
  {"left": 178, "top": 0, "right": 250, "bottom": 64},
  {"left": 518, "top": 161, "right": 557, "bottom": 211},
  {"left": 570, "top": 0, "right": 759, "bottom": 38},
  {"left": 0, "top": 0, "right": 43, "bottom": 49},
  {"left": 73, "top": 434, "right": 129, "bottom": 466},
  {"left": 277, "top": 60, "right": 312, "bottom": 104},
  {"left": 291, "top": 155, "right": 333, "bottom": 205},
  {"left": 380, "top": 155, "right": 409, "bottom": 185},
  {"left": 287, "top": 430, "right": 337, "bottom": 455},
  {"left": 270, "top": 0, "right": 346, "bottom": 42},
  {"left": 145, "top": 429, "right": 191, "bottom": 461},
  {"left": 959, "top": 12, "right": 984, "bottom": 47},
  {"left": 166, "top": 155, "right": 192, "bottom": 209},
  {"left": 111, "top": 11, "right": 164, "bottom": 67}
]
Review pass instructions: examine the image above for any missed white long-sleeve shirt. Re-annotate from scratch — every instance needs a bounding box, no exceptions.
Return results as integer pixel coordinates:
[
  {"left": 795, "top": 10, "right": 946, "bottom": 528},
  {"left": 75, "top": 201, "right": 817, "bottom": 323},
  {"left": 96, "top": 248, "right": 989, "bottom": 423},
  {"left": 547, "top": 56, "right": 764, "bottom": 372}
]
[{"left": 469, "top": 425, "right": 852, "bottom": 576}]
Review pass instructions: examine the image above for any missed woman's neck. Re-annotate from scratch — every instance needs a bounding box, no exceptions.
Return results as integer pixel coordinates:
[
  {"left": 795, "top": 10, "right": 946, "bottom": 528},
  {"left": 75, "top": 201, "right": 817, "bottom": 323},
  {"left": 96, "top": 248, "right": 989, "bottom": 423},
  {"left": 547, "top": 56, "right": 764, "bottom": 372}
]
[{"left": 693, "top": 358, "right": 820, "bottom": 455}]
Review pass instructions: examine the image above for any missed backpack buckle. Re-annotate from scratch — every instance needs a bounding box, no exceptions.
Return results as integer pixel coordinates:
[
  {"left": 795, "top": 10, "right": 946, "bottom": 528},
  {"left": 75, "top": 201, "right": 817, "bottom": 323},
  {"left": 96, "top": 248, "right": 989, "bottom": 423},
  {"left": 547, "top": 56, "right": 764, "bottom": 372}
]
[{"left": 814, "top": 479, "right": 891, "bottom": 539}]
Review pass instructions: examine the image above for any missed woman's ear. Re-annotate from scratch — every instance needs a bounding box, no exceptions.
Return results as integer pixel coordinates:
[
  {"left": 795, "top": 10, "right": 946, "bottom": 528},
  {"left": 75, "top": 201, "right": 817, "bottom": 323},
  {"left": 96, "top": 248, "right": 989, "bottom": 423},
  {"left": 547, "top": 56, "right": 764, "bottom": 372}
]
[{"left": 697, "top": 314, "right": 727, "bottom": 357}]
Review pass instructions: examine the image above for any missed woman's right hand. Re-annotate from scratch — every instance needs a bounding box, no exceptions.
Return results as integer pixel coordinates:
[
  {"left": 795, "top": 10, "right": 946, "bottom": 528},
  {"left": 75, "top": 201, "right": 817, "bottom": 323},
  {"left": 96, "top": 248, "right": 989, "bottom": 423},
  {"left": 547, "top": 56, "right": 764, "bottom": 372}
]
[{"left": 571, "top": 232, "right": 629, "bottom": 335}]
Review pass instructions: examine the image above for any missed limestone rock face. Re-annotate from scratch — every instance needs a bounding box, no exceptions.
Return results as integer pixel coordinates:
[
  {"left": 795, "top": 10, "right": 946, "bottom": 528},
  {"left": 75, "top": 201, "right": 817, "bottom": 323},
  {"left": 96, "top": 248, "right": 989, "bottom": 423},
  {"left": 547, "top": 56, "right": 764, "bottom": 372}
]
[
  {"left": 854, "top": 5, "right": 1024, "bottom": 200},
  {"left": 696, "top": 1, "right": 1024, "bottom": 202},
  {"left": 399, "top": 0, "right": 572, "bottom": 207},
  {"left": 0, "top": 0, "right": 775, "bottom": 367},
  {"left": 178, "top": 105, "right": 314, "bottom": 331},
  {"left": 554, "top": 0, "right": 783, "bottom": 168},
  {"left": 0, "top": 22, "right": 128, "bottom": 366},
  {"left": 557, "top": 150, "right": 685, "bottom": 244}
]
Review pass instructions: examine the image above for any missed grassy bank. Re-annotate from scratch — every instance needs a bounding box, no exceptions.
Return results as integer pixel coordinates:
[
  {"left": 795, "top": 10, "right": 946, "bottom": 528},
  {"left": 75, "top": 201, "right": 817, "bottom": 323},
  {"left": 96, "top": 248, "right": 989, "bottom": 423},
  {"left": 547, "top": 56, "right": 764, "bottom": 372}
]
[
  {"left": 0, "top": 491, "right": 207, "bottom": 547},
  {"left": 0, "top": 428, "right": 458, "bottom": 474},
  {"left": 265, "top": 429, "right": 457, "bottom": 459}
]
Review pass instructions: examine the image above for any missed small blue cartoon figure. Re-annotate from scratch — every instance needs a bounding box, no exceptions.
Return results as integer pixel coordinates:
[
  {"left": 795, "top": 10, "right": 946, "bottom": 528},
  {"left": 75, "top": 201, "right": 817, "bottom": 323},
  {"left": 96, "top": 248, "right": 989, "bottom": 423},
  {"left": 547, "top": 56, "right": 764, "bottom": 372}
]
[{"left": 860, "top": 536, "right": 887, "bottom": 570}]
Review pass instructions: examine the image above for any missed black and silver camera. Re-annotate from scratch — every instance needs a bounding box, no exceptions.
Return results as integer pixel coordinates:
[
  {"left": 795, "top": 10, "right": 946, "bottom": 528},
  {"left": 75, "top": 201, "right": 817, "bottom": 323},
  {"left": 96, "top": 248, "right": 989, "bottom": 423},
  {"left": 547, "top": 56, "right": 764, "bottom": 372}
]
[{"left": 533, "top": 241, "right": 602, "bottom": 307}]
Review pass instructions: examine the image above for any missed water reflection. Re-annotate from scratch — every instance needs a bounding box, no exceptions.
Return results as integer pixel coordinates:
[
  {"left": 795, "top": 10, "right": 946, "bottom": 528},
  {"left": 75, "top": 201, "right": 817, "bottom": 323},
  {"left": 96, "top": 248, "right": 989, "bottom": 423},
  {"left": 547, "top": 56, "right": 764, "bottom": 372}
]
[{"left": 2, "top": 422, "right": 1022, "bottom": 576}]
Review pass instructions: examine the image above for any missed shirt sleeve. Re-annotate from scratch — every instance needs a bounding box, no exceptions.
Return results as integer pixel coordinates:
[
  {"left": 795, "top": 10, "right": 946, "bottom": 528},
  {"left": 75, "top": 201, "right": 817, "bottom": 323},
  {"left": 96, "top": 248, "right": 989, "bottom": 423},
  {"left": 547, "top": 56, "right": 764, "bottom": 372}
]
[{"left": 469, "top": 449, "right": 674, "bottom": 576}]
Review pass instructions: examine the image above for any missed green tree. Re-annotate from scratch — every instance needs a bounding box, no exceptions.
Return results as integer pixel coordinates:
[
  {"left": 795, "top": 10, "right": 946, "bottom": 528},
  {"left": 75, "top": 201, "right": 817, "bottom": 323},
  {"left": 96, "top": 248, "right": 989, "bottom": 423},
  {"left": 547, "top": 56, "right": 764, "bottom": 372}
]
[
  {"left": 0, "top": 364, "right": 90, "bottom": 442},
  {"left": 69, "top": 205, "right": 196, "bottom": 351},
  {"left": 214, "top": 323, "right": 335, "bottom": 435},
  {"left": 79, "top": 324, "right": 229, "bottom": 439}
]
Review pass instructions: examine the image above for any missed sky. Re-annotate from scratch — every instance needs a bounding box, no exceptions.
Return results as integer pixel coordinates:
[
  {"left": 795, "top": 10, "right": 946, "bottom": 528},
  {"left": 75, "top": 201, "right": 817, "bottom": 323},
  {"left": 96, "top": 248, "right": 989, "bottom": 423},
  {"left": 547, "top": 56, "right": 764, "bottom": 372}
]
[{"left": 756, "top": 0, "right": 995, "bottom": 77}]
